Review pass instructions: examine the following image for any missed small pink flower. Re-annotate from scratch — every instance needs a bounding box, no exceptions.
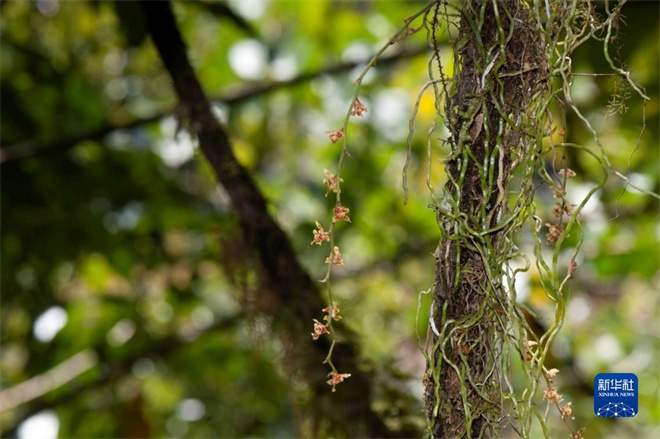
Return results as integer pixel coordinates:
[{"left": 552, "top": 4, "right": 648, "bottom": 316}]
[
  {"left": 560, "top": 402, "right": 574, "bottom": 420},
  {"left": 543, "top": 387, "right": 563, "bottom": 404},
  {"left": 552, "top": 201, "right": 575, "bottom": 217},
  {"left": 323, "top": 169, "right": 343, "bottom": 196},
  {"left": 327, "top": 129, "right": 344, "bottom": 144},
  {"left": 311, "top": 221, "right": 331, "bottom": 245},
  {"left": 327, "top": 371, "right": 352, "bottom": 392},
  {"left": 558, "top": 168, "right": 576, "bottom": 179},
  {"left": 552, "top": 204, "right": 562, "bottom": 218},
  {"left": 312, "top": 319, "right": 329, "bottom": 340},
  {"left": 546, "top": 223, "right": 564, "bottom": 245},
  {"left": 545, "top": 368, "right": 559, "bottom": 381},
  {"left": 322, "top": 301, "right": 342, "bottom": 322},
  {"left": 325, "top": 246, "right": 344, "bottom": 266},
  {"left": 351, "top": 99, "right": 368, "bottom": 117},
  {"left": 332, "top": 204, "right": 350, "bottom": 223}
]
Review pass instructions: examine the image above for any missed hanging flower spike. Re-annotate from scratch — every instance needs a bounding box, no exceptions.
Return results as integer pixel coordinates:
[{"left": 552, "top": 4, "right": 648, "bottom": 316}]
[
  {"left": 323, "top": 169, "right": 343, "bottom": 196},
  {"left": 325, "top": 246, "right": 344, "bottom": 266},
  {"left": 326, "top": 371, "right": 352, "bottom": 392},
  {"left": 351, "top": 99, "right": 368, "bottom": 117},
  {"left": 332, "top": 204, "right": 350, "bottom": 223},
  {"left": 322, "top": 301, "right": 342, "bottom": 322},
  {"left": 311, "top": 221, "right": 331, "bottom": 245},
  {"left": 311, "top": 319, "right": 329, "bottom": 340},
  {"left": 327, "top": 129, "right": 344, "bottom": 144}
]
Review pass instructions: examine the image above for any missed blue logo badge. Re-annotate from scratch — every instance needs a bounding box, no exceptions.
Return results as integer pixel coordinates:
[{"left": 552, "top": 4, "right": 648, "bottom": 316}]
[{"left": 594, "top": 373, "right": 638, "bottom": 417}]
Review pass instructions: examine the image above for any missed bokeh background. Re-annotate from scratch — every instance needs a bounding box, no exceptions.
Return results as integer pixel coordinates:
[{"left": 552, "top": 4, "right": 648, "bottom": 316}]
[{"left": 1, "top": 1, "right": 658, "bottom": 438}]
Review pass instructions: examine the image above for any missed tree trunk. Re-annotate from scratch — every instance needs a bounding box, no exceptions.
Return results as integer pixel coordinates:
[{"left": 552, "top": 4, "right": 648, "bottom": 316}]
[{"left": 424, "top": 1, "right": 549, "bottom": 437}]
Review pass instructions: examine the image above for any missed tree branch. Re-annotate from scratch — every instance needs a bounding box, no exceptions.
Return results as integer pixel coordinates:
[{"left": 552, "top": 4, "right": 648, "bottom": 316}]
[
  {"left": 0, "top": 350, "right": 98, "bottom": 413},
  {"left": 0, "top": 45, "right": 428, "bottom": 164}
]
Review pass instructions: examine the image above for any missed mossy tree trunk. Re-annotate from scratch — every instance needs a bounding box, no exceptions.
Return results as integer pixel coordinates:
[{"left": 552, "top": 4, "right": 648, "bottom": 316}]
[{"left": 424, "top": 1, "right": 549, "bottom": 437}]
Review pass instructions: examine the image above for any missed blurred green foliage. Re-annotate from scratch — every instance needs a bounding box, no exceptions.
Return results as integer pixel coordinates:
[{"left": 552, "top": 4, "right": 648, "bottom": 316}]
[{"left": 0, "top": 1, "right": 658, "bottom": 438}]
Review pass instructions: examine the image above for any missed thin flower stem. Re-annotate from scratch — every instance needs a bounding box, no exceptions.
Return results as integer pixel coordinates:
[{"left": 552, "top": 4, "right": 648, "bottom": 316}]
[
  {"left": 335, "top": 0, "right": 438, "bottom": 197},
  {"left": 319, "top": 0, "right": 440, "bottom": 374}
]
